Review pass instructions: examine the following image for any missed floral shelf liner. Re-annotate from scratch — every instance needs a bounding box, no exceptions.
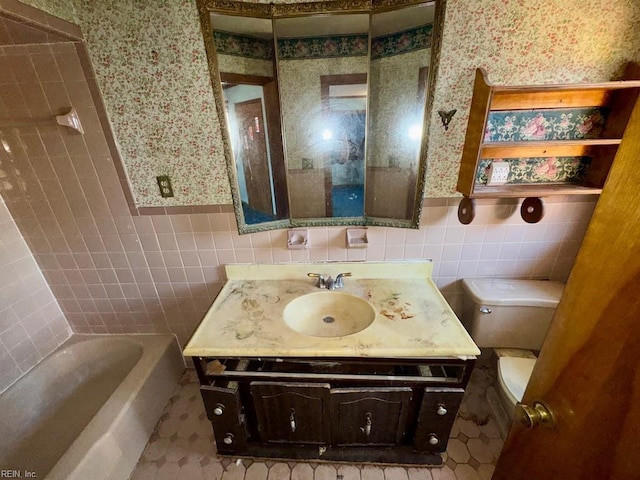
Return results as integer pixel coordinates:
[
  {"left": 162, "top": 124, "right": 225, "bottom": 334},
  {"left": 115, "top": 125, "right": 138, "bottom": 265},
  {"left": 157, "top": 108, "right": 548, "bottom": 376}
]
[
  {"left": 476, "top": 157, "right": 591, "bottom": 185},
  {"left": 485, "top": 107, "right": 609, "bottom": 142}
]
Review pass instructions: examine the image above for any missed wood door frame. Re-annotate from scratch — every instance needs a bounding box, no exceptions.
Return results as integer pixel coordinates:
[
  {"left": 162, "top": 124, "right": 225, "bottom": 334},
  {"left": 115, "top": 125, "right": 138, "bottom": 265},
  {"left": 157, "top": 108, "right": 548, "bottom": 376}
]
[{"left": 220, "top": 72, "right": 289, "bottom": 218}]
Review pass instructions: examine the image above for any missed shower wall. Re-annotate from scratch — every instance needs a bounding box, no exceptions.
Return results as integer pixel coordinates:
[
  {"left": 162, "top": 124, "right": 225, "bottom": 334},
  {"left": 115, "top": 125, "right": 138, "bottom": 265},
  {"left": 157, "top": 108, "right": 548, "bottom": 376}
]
[{"left": 0, "top": 188, "right": 69, "bottom": 394}]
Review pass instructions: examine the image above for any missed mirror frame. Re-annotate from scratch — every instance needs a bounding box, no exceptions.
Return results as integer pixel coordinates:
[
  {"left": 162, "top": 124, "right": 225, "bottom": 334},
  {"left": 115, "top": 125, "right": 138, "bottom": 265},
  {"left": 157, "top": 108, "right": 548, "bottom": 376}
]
[{"left": 196, "top": 0, "right": 447, "bottom": 233}]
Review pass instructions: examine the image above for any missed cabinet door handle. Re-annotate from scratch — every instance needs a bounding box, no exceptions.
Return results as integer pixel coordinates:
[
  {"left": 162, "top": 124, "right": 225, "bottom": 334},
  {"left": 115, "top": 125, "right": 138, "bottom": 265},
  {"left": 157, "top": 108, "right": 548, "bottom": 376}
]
[
  {"left": 290, "top": 409, "right": 296, "bottom": 433},
  {"left": 360, "top": 412, "right": 372, "bottom": 437}
]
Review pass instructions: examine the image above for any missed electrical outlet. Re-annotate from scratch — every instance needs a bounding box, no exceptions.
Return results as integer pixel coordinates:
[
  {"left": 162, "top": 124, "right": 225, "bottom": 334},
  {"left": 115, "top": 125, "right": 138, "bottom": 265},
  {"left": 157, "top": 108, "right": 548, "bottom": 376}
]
[
  {"left": 487, "top": 161, "right": 510, "bottom": 185},
  {"left": 156, "top": 175, "right": 174, "bottom": 197}
]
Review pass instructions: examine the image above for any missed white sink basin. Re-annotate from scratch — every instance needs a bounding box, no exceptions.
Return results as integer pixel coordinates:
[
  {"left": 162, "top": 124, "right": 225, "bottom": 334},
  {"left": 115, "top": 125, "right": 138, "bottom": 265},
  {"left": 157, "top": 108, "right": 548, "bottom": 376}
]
[{"left": 283, "top": 292, "right": 376, "bottom": 337}]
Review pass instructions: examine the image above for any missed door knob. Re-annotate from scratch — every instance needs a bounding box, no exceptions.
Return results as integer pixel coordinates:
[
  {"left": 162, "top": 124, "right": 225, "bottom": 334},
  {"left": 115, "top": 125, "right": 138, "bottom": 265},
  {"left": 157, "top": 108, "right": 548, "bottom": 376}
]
[{"left": 516, "top": 400, "right": 556, "bottom": 428}]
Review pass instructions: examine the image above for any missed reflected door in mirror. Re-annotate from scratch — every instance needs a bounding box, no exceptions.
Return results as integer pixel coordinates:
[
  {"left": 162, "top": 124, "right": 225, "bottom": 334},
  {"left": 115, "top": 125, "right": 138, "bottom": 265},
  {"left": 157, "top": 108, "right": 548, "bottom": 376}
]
[
  {"left": 212, "top": 14, "right": 289, "bottom": 225},
  {"left": 235, "top": 98, "right": 272, "bottom": 217}
]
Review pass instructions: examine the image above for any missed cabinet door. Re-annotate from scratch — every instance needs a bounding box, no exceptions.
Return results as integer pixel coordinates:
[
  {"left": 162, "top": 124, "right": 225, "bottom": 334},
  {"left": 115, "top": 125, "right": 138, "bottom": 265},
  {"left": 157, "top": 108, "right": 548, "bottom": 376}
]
[
  {"left": 200, "top": 382, "right": 247, "bottom": 452},
  {"left": 330, "top": 388, "right": 412, "bottom": 446},
  {"left": 413, "top": 387, "right": 464, "bottom": 452},
  {"left": 250, "top": 382, "right": 330, "bottom": 445}
]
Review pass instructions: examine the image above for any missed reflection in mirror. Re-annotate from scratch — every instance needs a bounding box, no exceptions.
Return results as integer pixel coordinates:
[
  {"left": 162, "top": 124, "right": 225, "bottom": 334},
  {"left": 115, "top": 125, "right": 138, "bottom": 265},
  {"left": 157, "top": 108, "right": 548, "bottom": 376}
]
[
  {"left": 197, "top": 0, "right": 444, "bottom": 232},
  {"left": 274, "top": 14, "right": 369, "bottom": 220},
  {"left": 366, "top": 2, "right": 435, "bottom": 221},
  {"left": 210, "top": 14, "right": 289, "bottom": 225}
]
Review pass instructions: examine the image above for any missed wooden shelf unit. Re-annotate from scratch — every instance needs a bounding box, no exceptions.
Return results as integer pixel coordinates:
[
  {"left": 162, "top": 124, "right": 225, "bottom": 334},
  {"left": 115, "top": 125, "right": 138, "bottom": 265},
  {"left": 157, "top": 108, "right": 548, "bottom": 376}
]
[{"left": 457, "top": 66, "right": 640, "bottom": 199}]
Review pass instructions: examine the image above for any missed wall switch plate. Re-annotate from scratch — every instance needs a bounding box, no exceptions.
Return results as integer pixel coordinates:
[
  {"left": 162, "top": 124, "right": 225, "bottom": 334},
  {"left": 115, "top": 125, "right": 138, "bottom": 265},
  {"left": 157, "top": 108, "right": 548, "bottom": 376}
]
[
  {"left": 487, "top": 161, "right": 510, "bottom": 185},
  {"left": 156, "top": 175, "right": 174, "bottom": 197}
]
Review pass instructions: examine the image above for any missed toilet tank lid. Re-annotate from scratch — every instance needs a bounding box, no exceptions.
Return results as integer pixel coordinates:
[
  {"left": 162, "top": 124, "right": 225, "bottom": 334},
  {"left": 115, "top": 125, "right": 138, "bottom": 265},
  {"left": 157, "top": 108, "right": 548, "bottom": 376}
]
[{"left": 462, "top": 278, "right": 564, "bottom": 307}]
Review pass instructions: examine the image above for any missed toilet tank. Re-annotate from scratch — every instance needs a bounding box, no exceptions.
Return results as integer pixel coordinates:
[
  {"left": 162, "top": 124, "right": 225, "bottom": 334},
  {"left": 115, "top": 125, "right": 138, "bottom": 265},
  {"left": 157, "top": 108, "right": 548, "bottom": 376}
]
[{"left": 461, "top": 279, "right": 564, "bottom": 350}]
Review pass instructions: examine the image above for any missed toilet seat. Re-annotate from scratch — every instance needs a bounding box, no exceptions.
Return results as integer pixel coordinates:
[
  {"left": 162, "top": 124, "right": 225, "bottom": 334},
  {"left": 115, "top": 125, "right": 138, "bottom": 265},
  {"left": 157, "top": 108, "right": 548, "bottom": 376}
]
[{"left": 497, "top": 356, "right": 537, "bottom": 405}]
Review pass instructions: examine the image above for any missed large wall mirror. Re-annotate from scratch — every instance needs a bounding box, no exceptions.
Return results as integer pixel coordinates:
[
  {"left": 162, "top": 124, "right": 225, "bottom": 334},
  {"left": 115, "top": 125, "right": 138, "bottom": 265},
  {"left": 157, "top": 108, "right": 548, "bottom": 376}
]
[{"left": 197, "top": 0, "right": 444, "bottom": 233}]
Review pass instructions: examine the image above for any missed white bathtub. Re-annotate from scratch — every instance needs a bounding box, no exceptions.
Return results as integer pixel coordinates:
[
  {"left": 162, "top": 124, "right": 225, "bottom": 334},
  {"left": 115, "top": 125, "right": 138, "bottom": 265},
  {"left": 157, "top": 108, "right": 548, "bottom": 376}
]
[{"left": 0, "top": 334, "right": 184, "bottom": 480}]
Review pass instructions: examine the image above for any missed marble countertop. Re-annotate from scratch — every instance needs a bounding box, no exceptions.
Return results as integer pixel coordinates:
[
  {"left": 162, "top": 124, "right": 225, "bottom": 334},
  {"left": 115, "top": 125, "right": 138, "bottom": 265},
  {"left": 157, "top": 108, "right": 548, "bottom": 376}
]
[{"left": 183, "top": 262, "right": 480, "bottom": 359}]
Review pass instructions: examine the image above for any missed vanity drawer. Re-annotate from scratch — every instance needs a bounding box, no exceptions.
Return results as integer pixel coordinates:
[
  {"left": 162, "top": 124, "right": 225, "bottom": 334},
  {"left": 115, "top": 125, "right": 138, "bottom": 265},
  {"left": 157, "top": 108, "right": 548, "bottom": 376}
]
[
  {"left": 413, "top": 387, "right": 464, "bottom": 452},
  {"left": 200, "top": 380, "right": 248, "bottom": 452}
]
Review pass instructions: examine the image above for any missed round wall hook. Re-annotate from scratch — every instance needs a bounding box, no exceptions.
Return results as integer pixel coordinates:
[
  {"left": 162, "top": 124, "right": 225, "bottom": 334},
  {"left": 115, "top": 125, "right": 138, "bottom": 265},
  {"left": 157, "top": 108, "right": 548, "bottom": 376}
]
[
  {"left": 521, "top": 197, "right": 545, "bottom": 223},
  {"left": 458, "top": 196, "right": 476, "bottom": 224}
]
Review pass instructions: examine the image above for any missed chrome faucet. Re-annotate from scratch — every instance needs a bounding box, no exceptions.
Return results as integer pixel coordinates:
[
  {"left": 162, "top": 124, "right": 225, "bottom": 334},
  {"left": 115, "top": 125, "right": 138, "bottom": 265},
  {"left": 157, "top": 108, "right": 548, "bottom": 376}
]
[{"left": 307, "top": 272, "right": 352, "bottom": 290}]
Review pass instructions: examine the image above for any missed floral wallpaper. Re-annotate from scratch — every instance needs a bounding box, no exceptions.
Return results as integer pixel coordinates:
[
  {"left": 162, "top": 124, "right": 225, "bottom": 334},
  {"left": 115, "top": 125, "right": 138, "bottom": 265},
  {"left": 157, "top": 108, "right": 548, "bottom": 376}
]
[
  {"left": 23, "top": 0, "right": 232, "bottom": 207},
  {"left": 217, "top": 54, "right": 274, "bottom": 78},
  {"left": 476, "top": 157, "right": 591, "bottom": 185},
  {"left": 367, "top": 49, "right": 429, "bottom": 168},
  {"left": 21, "top": 0, "right": 640, "bottom": 203},
  {"left": 485, "top": 108, "right": 608, "bottom": 142},
  {"left": 17, "top": 0, "right": 79, "bottom": 24},
  {"left": 80, "top": 0, "right": 232, "bottom": 206}
]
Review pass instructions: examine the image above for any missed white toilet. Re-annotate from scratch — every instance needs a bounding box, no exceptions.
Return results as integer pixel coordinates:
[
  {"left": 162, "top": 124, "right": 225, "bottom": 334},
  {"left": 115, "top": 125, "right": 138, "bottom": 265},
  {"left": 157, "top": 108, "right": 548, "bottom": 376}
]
[{"left": 461, "top": 278, "right": 564, "bottom": 418}]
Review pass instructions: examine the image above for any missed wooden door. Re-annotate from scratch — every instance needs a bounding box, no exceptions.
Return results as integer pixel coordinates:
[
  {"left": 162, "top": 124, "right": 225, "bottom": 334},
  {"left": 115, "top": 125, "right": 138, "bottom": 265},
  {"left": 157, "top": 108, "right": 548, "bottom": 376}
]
[
  {"left": 330, "top": 388, "right": 412, "bottom": 446},
  {"left": 235, "top": 98, "right": 273, "bottom": 215},
  {"left": 250, "top": 382, "right": 330, "bottom": 445},
  {"left": 493, "top": 93, "right": 640, "bottom": 479}
]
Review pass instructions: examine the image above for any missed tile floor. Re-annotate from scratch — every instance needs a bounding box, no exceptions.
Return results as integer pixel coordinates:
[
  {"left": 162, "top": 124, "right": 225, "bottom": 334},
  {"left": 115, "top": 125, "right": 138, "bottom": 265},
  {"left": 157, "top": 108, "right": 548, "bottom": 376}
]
[{"left": 130, "top": 359, "right": 504, "bottom": 480}]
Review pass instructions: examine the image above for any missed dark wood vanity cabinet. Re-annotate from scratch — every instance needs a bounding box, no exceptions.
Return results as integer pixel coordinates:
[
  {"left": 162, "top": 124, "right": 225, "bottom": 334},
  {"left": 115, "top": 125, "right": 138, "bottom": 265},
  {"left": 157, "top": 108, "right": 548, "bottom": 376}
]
[{"left": 192, "top": 357, "right": 474, "bottom": 465}]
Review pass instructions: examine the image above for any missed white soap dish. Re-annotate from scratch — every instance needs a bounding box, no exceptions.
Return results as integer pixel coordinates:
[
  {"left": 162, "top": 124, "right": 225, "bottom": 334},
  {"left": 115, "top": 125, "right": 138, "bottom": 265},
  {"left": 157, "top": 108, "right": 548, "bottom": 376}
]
[
  {"left": 287, "top": 228, "right": 309, "bottom": 249},
  {"left": 346, "top": 228, "right": 368, "bottom": 248}
]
